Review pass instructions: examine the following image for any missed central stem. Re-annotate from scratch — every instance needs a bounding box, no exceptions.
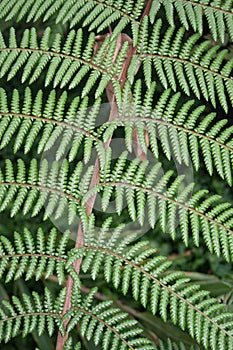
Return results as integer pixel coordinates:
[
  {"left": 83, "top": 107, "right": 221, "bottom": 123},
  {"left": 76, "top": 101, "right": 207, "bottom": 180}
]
[{"left": 55, "top": 1, "right": 153, "bottom": 348}]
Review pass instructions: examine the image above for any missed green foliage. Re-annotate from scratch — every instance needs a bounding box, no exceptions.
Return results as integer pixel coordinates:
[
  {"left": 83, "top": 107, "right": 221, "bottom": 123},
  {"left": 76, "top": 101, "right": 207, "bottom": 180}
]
[
  {"left": 0, "top": 0, "right": 232, "bottom": 349},
  {"left": 0, "top": 27, "right": 123, "bottom": 96},
  {"left": 0, "top": 287, "right": 62, "bottom": 342},
  {"left": 0, "top": 228, "right": 69, "bottom": 284},
  {"left": 134, "top": 17, "right": 233, "bottom": 112},
  {"left": 68, "top": 218, "right": 233, "bottom": 349}
]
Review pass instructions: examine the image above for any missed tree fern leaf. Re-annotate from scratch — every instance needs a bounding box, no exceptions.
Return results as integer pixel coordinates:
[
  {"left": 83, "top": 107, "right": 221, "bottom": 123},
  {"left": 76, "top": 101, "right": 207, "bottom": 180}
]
[
  {"left": 159, "top": 26, "right": 175, "bottom": 56},
  {"left": 200, "top": 138, "right": 213, "bottom": 175},
  {"left": 8, "top": 27, "right": 17, "bottom": 48},
  {"left": 1, "top": 3, "right": 233, "bottom": 349},
  {"left": 225, "top": 12, "right": 233, "bottom": 41},
  {"left": 14, "top": 118, "right": 33, "bottom": 153},
  {"left": 26, "top": 0, "right": 43, "bottom": 21},
  {"left": 153, "top": 57, "right": 169, "bottom": 89},
  {"left": 21, "top": 51, "right": 40, "bottom": 83},
  {"left": 185, "top": 64, "right": 200, "bottom": 99},
  {"left": 7, "top": 50, "right": 29, "bottom": 81},
  {"left": 195, "top": 67, "right": 209, "bottom": 101},
  {"left": 126, "top": 186, "right": 136, "bottom": 221},
  {"left": 174, "top": 0, "right": 189, "bottom": 29},
  {"left": 0, "top": 289, "right": 59, "bottom": 342},
  {"left": 157, "top": 123, "right": 171, "bottom": 160},
  {"left": 0, "top": 51, "right": 8, "bottom": 73},
  {"left": 183, "top": 2, "right": 196, "bottom": 31},
  {"left": 150, "top": 282, "right": 160, "bottom": 316},
  {"left": 90, "top": 8, "right": 114, "bottom": 32},
  {"left": 148, "top": 0, "right": 160, "bottom": 23},
  {"left": 1, "top": 0, "right": 230, "bottom": 45},
  {"left": 205, "top": 71, "right": 216, "bottom": 107},
  {"left": 45, "top": 55, "right": 62, "bottom": 86},
  {"left": 211, "top": 49, "right": 228, "bottom": 73},
  {"left": 69, "top": 65, "right": 90, "bottom": 89},
  {"left": 211, "top": 223, "right": 221, "bottom": 257},
  {"left": 93, "top": 155, "right": 233, "bottom": 259},
  {"left": 140, "top": 274, "right": 150, "bottom": 307},
  {"left": 212, "top": 143, "right": 224, "bottom": 179},
  {"left": 160, "top": 289, "right": 170, "bottom": 322},
  {"left": 195, "top": 5, "right": 208, "bottom": 32},
  {"left": 103, "top": 255, "right": 114, "bottom": 283},
  {"left": 10, "top": 187, "right": 27, "bottom": 217},
  {"left": 112, "top": 259, "right": 123, "bottom": 289},
  {"left": 68, "top": 2, "right": 96, "bottom": 29},
  {"left": 53, "top": 58, "right": 73, "bottom": 88},
  {"left": 149, "top": 0, "right": 233, "bottom": 42},
  {"left": 137, "top": 22, "right": 233, "bottom": 109},
  {"left": 163, "top": 0, "right": 174, "bottom": 26},
  {"left": 222, "top": 55, "right": 233, "bottom": 76},
  {"left": 0, "top": 50, "right": 20, "bottom": 79},
  {"left": 215, "top": 75, "right": 228, "bottom": 113},
  {"left": 0, "top": 116, "right": 21, "bottom": 150},
  {"left": 0, "top": 0, "right": 16, "bottom": 19},
  {"left": 174, "top": 61, "right": 190, "bottom": 95},
  {"left": 0, "top": 27, "right": 123, "bottom": 94},
  {"left": 205, "top": 8, "right": 218, "bottom": 41},
  {"left": 82, "top": 4, "right": 104, "bottom": 28},
  {"left": 28, "top": 27, "right": 38, "bottom": 49},
  {"left": 69, "top": 219, "right": 233, "bottom": 348},
  {"left": 147, "top": 191, "right": 157, "bottom": 229},
  {"left": 222, "top": 148, "right": 232, "bottom": 186},
  {"left": 29, "top": 55, "right": 50, "bottom": 84},
  {"left": 0, "top": 186, "right": 17, "bottom": 212}
]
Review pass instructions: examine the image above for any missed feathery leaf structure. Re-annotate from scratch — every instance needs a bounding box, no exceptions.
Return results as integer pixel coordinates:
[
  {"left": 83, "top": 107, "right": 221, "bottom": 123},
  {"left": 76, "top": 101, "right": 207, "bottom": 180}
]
[
  {"left": 0, "top": 277, "right": 155, "bottom": 349},
  {"left": 66, "top": 217, "right": 233, "bottom": 349},
  {"left": 83, "top": 152, "right": 233, "bottom": 262},
  {"left": 0, "top": 0, "right": 233, "bottom": 348},
  {"left": 0, "top": 0, "right": 145, "bottom": 43},
  {"left": 65, "top": 286, "right": 156, "bottom": 350},
  {"left": 149, "top": 0, "right": 233, "bottom": 42},
  {"left": 100, "top": 80, "right": 233, "bottom": 185},
  {"left": 0, "top": 287, "right": 63, "bottom": 342},
  {"left": 0, "top": 0, "right": 232, "bottom": 43},
  {"left": 1, "top": 151, "right": 233, "bottom": 261},
  {"left": 133, "top": 17, "right": 233, "bottom": 112},
  {"left": 0, "top": 228, "right": 71, "bottom": 284},
  {"left": 0, "top": 224, "right": 231, "bottom": 349},
  {"left": 0, "top": 27, "right": 125, "bottom": 96},
  {"left": 0, "top": 158, "right": 94, "bottom": 223},
  {"left": 0, "top": 87, "right": 102, "bottom": 162},
  {"left": 1, "top": 17, "right": 233, "bottom": 114},
  {"left": 2, "top": 84, "right": 233, "bottom": 186}
]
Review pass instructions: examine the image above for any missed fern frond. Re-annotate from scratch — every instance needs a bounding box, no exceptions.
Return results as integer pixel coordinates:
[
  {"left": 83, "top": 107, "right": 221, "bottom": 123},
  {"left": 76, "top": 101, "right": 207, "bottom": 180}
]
[
  {"left": 0, "top": 287, "right": 63, "bottom": 342},
  {"left": 0, "top": 0, "right": 146, "bottom": 43},
  {"left": 149, "top": 0, "right": 233, "bottom": 43},
  {"left": 101, "top": 83, "right": 233, "bottom": 185},
  {"left": 83, "top": 156, "right": 233, "bottom": 262},
  {"left": 0, "top": 27, "right": 125, "bottom": 95},
  {"left": 2, "top": 155, "right": 233, "bottom": 263},
  {"left": 67, "top": 219, "right": 233, "bottom": 350},
  {"left": 0, "top": 1, "right": 233, "bottom": 349},
  {"left": 65, "top": 286, "right": 156, "bottom": 350},
  {"left": 1, "top": 0, "right": 232, "bottom": 44},
  {"left": 0, "top": 228, "right": 71, "bottom": 284},
  {"left": 0, "top": 87, "right": 102, "bottom": 161},
  {"left": 133, "top": 18, "right": 233, "bottom": 112},
  {"left": 1, "top": 284, "right": 153, "bottom": 348},
  {"left": 0, "top": 158, "right": 89, "bottom": 222}
]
